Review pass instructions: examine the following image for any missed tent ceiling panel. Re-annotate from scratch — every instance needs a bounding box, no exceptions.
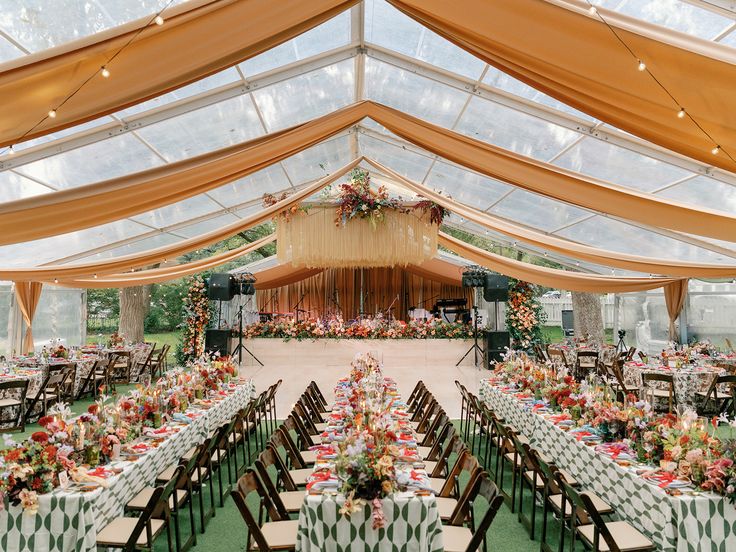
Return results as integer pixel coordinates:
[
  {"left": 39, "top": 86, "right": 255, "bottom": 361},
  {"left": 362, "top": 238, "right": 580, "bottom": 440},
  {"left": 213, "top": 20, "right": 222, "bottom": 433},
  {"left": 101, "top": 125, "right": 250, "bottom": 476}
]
[
  {"left": 358, "top": 133, "right": 434, "bottom": 181},
  {"left": 656, "top": 175, "right": 736, "bottom": 213},
  {"left": 557, "top": 216, "right": 729, "bottom": 263},
  {"left": 280, "top": 134, "right": 354, "bottom": 183},
  {"left": 171, "top": 213, "right": 242, "bottom": 239},
  {"left": 553, "top": 137, "right": 694, "bottom": 192},
  {"left": 0, "top": 218, "right": 150, "bottom": 267},
  {"left": 240, "top": 9, "right": 352, "bottom": 77},
  {"left": 79, "top": 232, "right": 185, "bottom": 262},
  {"left": 207, "top": 164, "right": 294, "bottom": 207},
  {"left": 0, "top": 170, "right": 52, "bottom": 201},
  {"left": 116, "top": 68, "right": 243, "bottom": 119},
  {"left": 364, "top": 0, "right": 486, "bottom": 80},
  {"left": 592, "top": 0, "right": 734, "bottom": 39},
  {"left": 490, "top": 190, "right": 589, "bottom": 233},
  {"left": 135, "top": 94, "right": 264, "bottom": 162},
  {"left": 456, "top": 95, "right": 581, "bottom": 162},
  {"left": 0, "top": 35, "right": 24, "bottom": 63},
  {"left": 129, "top": 195, "right": 223, "bottom": 229},
  {"left": 14, "top": 133, "right": 164, "bottom": 189},
  {"left": 252, "top": 59, "right": 355, "bottom": 132},
  {"left": 364, "top": 57, "right": 469, "bottom": 128},
  {"left": 423, "top": 160, "right": 511, "bottom": 207}
]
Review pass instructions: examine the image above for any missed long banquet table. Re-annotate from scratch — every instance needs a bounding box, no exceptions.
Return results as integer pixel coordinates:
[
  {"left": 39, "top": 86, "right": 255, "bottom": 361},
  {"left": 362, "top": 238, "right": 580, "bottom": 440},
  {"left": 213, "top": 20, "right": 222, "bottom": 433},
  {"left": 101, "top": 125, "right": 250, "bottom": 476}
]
[
  {"left": 295, "top": 369, "right": 443, "bottom": 551},
  {"left": 480, "top": 380, "right": 736, "bottom": 552},
  {"left": 0, "top": 379, "right": 255, "bottom": 552}
]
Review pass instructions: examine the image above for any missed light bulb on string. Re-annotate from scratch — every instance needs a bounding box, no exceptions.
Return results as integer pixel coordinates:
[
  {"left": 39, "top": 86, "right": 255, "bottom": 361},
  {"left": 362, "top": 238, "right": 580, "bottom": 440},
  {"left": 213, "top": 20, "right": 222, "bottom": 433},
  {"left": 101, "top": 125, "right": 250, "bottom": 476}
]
[
  {"left": 100, "top": 67, "right": 110, "bottom": 78},
  {"left": 637, "top": 60, "right": 646, "bottom": 71},
  {"left": 154, "top": 15, "right": 164, "bottom": 25},
  {"left": 54, "top": 278, "right": 58, "bottom": 284},
  {"left": 48, "top": 109, "right": 57, "bottom": 118},
  {"left": 589, "top": 6, "right": 597, "bottom": 15},
  {"left": 93, "top": 274, "right": 98, "bottom": 279},
  {"left": 712, "top": 145, "right": 721, "bottom": 155},
  {"left": 677, "top": 108, "right": 686, "bottom": 119},
  {"left": 7, "top": 145, "right": 14, "bottom": 155}
]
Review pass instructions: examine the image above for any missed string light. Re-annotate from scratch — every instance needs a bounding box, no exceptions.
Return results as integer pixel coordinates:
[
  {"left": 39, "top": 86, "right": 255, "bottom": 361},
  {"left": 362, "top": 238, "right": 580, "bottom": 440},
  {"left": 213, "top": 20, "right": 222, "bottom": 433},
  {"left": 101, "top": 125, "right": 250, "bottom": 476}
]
[
  {"left": 47, "top": 109, "right": 57, "bottom": 118},
  {"left": 637, "top": 60, "right": 646, "bottom": 71},
  {"left": 93, "top": 274, "right": 98, "bottom": 279},
  {"left": 154, "top": 15, "right": 164, "bottom": 25},
  {"left": 589, "top": 6, "right": 597, "bottom": 14},
  {"left": 712, "top": 145, "right": 721, "bottom": 155},
  {"left": 100, "top": 67, "right": 110, "bottom": 78},
  {"left": 677, "top": 108, "right": 686, "bottom": 119},
  {"left": 54, "top": 278, "right": 58, "bottom": 283},
  {"left": 8, "top": 145, "right": 14, "bottom": 155}
]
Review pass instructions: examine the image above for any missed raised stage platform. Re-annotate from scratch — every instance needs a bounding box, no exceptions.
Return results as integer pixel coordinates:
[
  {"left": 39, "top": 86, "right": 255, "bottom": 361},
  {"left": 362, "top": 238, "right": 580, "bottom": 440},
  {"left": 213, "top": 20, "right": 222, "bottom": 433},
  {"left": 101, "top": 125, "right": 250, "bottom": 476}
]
[{"left": 234, "top": 338, "right": 485, "bottom": 418}]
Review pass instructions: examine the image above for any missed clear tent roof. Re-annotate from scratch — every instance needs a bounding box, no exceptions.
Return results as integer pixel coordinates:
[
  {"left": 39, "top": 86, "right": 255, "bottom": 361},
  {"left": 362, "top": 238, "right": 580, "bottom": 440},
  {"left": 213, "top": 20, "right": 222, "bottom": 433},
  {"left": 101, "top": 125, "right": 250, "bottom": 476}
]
[{"left": 1, "top": 0, "right": 735, "bottom": 274}]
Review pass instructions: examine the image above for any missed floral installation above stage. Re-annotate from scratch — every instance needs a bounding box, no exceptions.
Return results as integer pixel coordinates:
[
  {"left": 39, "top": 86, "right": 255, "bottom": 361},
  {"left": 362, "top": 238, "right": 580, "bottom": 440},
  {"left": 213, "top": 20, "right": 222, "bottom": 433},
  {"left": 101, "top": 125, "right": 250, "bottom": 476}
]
[
  {"left": 505, "top": 279, "right": 546, "bottom": 350},
  {"left": 177, "top": 276, "right": 211, "bottom": 364},
  {"left": 0, "top": 356, "right": 240, "bottom": 514},
  {"left": 491, "top": 353, "right": 736, "bottom": 504},
  {"left": 242, "top": 316, "right": 473, "bottom": 341}
]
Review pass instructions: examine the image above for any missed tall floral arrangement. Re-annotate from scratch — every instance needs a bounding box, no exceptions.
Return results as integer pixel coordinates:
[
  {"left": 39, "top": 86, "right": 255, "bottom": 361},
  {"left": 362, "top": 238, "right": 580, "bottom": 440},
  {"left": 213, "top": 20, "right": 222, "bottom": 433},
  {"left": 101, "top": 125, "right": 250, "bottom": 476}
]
[
  {"left": 177, "top": 276, "right": 210, "bottom": 364},
  {"left": 334, "top": 168, "right": 405, "bottom": 228},
  {"left": 505, "top": 279, "right": 546, "bottom": 350}
]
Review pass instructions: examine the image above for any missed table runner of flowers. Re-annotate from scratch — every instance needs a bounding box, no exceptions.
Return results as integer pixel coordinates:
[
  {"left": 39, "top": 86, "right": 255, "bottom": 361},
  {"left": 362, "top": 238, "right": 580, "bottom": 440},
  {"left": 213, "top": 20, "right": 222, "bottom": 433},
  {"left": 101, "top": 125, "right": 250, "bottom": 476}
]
[
  {"left": 480, "top": 352, "right": 736, "bottom": 551},
  {"left": 242, "top": 317, "right": 473, "bottom": 341},
  {"left": 295, "top": 353, "right": 443, "bottom": 551},
  {"left": 0, "top": 356, "right": 253, "bottom": 552}
]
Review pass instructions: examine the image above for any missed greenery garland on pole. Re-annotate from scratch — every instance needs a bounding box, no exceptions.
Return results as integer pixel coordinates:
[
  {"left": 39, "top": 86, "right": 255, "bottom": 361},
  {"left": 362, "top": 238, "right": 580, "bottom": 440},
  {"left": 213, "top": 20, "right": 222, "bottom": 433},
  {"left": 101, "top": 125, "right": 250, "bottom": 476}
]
[
  {"left": 505, "top": 278, "right": 546, "bottom": 351},
  {"left": 176, "top": 276, "right": 210, "bottom": 365}
]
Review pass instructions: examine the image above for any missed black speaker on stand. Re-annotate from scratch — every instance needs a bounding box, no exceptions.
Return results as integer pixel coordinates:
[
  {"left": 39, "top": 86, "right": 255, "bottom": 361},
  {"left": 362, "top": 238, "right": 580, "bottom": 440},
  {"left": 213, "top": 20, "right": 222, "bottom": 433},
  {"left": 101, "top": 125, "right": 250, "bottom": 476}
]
[
  {"left": 485, "top": 331, "right": 510, "bottom": 368},
  {"left": 204, "top": 328, "right": 231, "bottom": 357}
]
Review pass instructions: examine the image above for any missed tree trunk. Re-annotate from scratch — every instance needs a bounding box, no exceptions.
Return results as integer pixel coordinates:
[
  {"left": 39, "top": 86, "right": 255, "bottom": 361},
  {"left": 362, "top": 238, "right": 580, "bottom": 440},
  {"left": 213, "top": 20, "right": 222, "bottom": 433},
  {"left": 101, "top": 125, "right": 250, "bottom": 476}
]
[
  {"left": 571, "top": 292, "right": 604, "bottom": 342},
  {"left": 118, "top": 285, "right": 151, "bottom": 343}
]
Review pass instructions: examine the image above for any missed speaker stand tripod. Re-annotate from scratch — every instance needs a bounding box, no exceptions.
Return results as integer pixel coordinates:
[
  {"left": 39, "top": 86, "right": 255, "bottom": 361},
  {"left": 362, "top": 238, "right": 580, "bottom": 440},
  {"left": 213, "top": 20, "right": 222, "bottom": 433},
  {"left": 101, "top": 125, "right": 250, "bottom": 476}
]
[
  {"left": 231, "top": 304, "right": 263, "bottom": 367},
  {"left": 456, "top": 305, "right": 484, "bottom": 367}
]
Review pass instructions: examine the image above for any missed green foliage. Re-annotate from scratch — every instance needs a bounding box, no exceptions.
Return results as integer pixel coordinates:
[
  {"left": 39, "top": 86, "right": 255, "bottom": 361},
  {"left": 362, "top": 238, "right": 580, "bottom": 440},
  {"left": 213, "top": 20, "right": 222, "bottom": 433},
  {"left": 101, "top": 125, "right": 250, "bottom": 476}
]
[
  {"left": 505, "top": 278, "right": 547, "bottom": 351},
  {"left": 144, "top": 281, "right": 186, "bottom": 332},
  {"left": 86, "top": 288, "right": 120, "bottom": 332}
]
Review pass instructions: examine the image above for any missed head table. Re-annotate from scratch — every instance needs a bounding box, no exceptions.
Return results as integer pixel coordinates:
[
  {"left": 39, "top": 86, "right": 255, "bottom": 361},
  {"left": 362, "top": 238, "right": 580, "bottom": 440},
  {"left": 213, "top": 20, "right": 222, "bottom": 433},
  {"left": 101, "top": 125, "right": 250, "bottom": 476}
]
[
  {"left": 0, "top": 371, "right": 255, "bottom": 552},
  {"left": 295, "top": 354, "right": 443, "bottom": 552},
  {"left": 479, "top": 378, "right": 736, "bottom": 552}
]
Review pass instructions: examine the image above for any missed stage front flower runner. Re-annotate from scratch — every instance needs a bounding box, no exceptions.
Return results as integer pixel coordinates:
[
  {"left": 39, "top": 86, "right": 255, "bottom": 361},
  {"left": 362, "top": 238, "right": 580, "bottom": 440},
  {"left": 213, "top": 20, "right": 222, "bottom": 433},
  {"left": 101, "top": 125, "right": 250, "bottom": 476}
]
[{"left": 295, "top": 353, "right": 443, "bottom": 551}]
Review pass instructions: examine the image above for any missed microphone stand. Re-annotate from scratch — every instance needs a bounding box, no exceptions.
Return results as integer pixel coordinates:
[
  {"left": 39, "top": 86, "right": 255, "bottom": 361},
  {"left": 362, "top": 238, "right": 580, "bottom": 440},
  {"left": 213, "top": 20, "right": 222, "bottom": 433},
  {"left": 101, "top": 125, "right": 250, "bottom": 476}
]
[
  {"left": 293, "top": 292, "right": 307, "bottom": 323},
  {"left": 384, "top": 294, "right": 399, "bottom": 323}
]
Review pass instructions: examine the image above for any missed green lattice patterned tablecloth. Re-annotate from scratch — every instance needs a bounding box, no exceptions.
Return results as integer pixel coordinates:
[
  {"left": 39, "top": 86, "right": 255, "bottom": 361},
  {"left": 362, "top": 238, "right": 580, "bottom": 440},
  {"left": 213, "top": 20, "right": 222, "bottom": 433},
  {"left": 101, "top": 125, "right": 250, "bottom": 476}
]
[
  {"left": 0, "top": 380, "right": 255, "bottom": 552},
  {"left": 296, "top": 493, "right": 443, "bottom": 552},
  {"left": 480, "top": 381, "right": 736, "bottom": 552}
]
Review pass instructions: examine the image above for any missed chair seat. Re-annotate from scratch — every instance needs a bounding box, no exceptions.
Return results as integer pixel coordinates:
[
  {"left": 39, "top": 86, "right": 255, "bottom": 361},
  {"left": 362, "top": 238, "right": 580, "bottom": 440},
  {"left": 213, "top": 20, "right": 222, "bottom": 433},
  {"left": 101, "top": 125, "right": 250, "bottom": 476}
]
[
  {"left": 577, "top": 520, "right": 655, "bottom": 551},
  {"left": 228, "top": 432, "right": 243, "bottom": 445},
  {"left": 191, "top": 468, "right": 209, "bottom": 484},
  {"left": 503, "top": 452, "right": 522, "bottom": 468},
  {"left": 549, "top": 493, "right": 612, "bottom": 515},
  {"left": 558, "top": 469, "right": 579, "bottom": 487},
  {"left": 441, "top": 524, "right": 473, "bottom": 552},
  {"left": 127, "top": 487, "right": 188, "bottom": 510},
  {"left": 436, "top": 496, "right": 458, "bottom": 520},
  {"left": 429, "top": 477, "right": 445, "bottom": 494},
  {"left": 424, "top": 460, "right": 438, "bottom": 475},
  {"left": 415, "top": 432, "right": 427, "bottom": 442},
  {"left": 289, "top": 468, "right": 314, "bottom": 487},
  {"left": 417, "top": 446, "right": 432, "bottom": 459},
  {"left": 279, "top": 490, "right": 307, "bottom": 512},
  {"left": 696, "top": 390, "right": 734, "bottom": 400},
  {"left": 211, "top": 448, "right": 229, "bottom": 464},
  {"left": 260, "top": 519, "right": 299, "bottom": 549},
  {"left": 644, "top": 388, "right": 672, "bottom": 398},
  {"left": 156, "top": 464, "right": 178, "bottom": 483},
  {"left": 300, "top": 450, "right": 318, "bottom": 464},
  {"left": 181, "top": 446, "right": 197, "bottom": 462},
  {"left": 0, "top": 398, "right": 22, "bottom": 407},
  {"left": 96, "top": 517, "right": 165, "bottom": 547},
  {"left": 523, "top": 470, "right": 544, "bottom": 489},
  {"left": 314, "top": 422, "right": 328, "bottom": 432}
]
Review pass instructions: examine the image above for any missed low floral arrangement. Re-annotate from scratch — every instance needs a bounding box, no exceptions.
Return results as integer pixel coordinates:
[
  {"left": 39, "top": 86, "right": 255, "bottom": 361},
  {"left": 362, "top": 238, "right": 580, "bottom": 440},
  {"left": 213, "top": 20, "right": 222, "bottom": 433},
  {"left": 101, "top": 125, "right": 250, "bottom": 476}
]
[
  {"left": 262, "top": 191, "right": 309, "bottom": 221},
  {"left": 50, "top": 344, "right": 68, "bottom": 359},
  {"left": 0, "top": 355, "right": 239, "bottom": 514},
  {"left": 107, "top": 331, "right": 125, "bottom": 348},
  {"left": 242, "top": 317, "right": 473, "bottom": 341},
  {"left": 491, "top": 354, "right": 736, "bottom": 504}
]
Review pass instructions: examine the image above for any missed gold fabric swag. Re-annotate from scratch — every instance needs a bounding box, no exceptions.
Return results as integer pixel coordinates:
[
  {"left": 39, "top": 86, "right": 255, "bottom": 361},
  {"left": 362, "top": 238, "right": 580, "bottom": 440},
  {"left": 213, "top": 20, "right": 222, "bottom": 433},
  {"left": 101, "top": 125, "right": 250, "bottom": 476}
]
[
  {"left": 276, "top": 207, "right": 438, "bottom": 269},
  {"left": 3, "top": 102, "right": 736, "bottom": 247},
  {"left": 255, "top": 265, "right": 472, "bottom": 322}
]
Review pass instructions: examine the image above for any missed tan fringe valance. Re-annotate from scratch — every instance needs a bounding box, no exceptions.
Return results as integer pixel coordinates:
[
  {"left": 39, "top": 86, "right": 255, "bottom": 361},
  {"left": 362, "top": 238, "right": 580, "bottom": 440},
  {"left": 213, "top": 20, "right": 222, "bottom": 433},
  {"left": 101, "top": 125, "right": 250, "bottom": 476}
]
[{"left": 276, "top": 206, "right": 438, "bottom": 268}]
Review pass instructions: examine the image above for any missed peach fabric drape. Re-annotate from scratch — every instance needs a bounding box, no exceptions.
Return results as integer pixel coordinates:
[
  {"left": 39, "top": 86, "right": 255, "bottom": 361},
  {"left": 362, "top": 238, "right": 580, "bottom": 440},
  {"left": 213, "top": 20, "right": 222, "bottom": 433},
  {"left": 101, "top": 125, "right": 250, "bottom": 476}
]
[
  {"left": 0, "top": 159, "right": 360, "bottom": 281},
  {"left": 664, "top": 278, "right": 689, "bottom": 341},
  {"left": 53, "top": 235, "right": 276, "bottom": 288},
  {"left": 368, "top": 158, "right": 736, "bottom": 278},
  {"left": 0, "top": 0, "right": 357, "bottom": 147},
  {"left": 256, "top": 266, "right": 471, "bottom": 320},
  {"left": 15, "top": 282, "right": 43, "bottom": 354},
  {"left": 4, "top": 102, "right": 736, "bottom": 246},
  {"left": 439, "top": 232, "right": 683, "bottom": 293},
  {"left": 388, "top": 0, "right": 736, "bottom": 173},
  {"left": 253, "top": 264, "right": 325, "bottom": 290}
]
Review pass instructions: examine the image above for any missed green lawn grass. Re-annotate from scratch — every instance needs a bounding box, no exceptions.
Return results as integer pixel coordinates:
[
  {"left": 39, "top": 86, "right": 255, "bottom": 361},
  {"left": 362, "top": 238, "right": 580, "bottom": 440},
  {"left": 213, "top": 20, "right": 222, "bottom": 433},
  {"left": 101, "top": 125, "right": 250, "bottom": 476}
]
[{"left": 543, "top": 325, "right": 614, "bottom": 345}]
